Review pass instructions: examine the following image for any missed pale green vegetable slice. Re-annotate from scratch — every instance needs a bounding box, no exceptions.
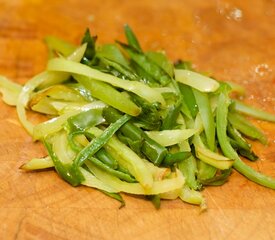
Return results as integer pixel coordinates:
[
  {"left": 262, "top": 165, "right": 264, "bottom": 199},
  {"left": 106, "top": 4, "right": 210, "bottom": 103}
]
[
  {"left": 175, "top": 69, "right": 220, "bottom": 92},
  {"left": 145, "top": 129, "right": 197, "bottom": 147},
  {"left": 0, "top": 76, "right": 22, "bottom": 106},
  {"left": 47, "top": 58, "right": 166, "bottom": 105},
  {"left": 86, "top": 161, "right": 185, "bottom": 195},
  {"left": 20, "top": 156, "right": 54, "bottom": 170},
  {"left": 88, "top": 127, "right": 154, "bottom": 189}
]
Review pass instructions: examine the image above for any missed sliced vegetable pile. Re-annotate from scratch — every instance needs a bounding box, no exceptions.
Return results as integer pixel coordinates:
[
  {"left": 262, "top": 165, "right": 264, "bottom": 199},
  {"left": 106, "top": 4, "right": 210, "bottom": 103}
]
[{"left": 1, "top": 25, "right": 275, "bottom": 209}]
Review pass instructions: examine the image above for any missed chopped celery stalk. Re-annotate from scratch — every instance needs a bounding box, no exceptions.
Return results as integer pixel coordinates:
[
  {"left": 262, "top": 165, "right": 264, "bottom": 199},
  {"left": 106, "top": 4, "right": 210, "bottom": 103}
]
[
  {"left": 33, "top": 102, "right": 105, "bottom": 140},
  {"left": 86, "top": 161, "right": 185, "bottom": 195},
  {"left": 233, "top": 100, "right": 275, "bottom": 122},
  {"left": 142, "top": 160, "right": 171, "bottom": 181},
  {"left": 74, "top": 75, "right": 141, "bottom": 116},
  {"left": 17, "top": 71, "right": 68, "bottom": 135},
  {"left": 178, "top": 155, "right": 200, "bottom": 190},
  {"left": 179, "top": 185, "right": 206, "bottom": 209},
  {"left": 175, "top": 69, "right": 220, "bottom": 92},
  {"left": 159, "top": 188, "right": 182, "bottom": 200},
  {"left": 197, "top": 160, "right": 217, "bottom": 181},
  {"left": 193, "top": 89, "right": 216, "bottom": 151},
  {"left": 196, "top": 146, "right": 234, "bottom": 170},
  {"left": 145, "top": 129, "right": 197, "bottom": 147},
  {"left": 47, "top": 58, "right": 166, "bottom": 105},
  {"left": 88, "top": 127, "right": 154, "bottom": 188},
  {"left": 0, "top": 76, "right": 22, "bottom": 106},
  {"left": 20, "top": 156, "right": 54, "bottom": 170},
  {"left": 88, "top": 157, "right": 136, "bottom": 183},
  {"left": 80, "top": 167, "right": 117, "bottom": 193}
]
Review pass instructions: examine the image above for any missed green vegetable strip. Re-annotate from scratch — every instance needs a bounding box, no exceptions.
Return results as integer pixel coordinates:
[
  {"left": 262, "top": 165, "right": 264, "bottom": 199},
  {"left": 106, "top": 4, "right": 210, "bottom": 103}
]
[
  {"left": 88, "top": 157, "right": 136, "bottom": 183},
  {"left": 0, "top": 76, "right": 22, "bottom": 106},
  {"left": 178, "top": 155, "right": 201, "bottom": 190},
  {"left": 141, "top": 135, "right": 168, "bottom": 166},
  {"left": 199, "top": 169, "right": 231, "bottom": 186},
  {"left": 97, "top": 44, "right": 130, "bottom": 67},
  {"left": 193, "top": 89, "right": 215, "bottom": 151},
  {"left": 67, "top": 108, "right": 104, "bottom": 131},
  {"left": 227, "top": 124, "right": 251, "bottom": 151},
  {"left": 74, "top": 114, "right": 131, "bottom": 166},
  {"left": 233, "top": 100, "right": 275, "bottom": 122},
  {"left": 74, "top": 75, "right": 141, "bottom": 116},
  {"left": 217, "top": 91, "right": 275, "bottom": 189},
  {"left": 197, "top": 161, "right": 217, "bottom": 181},
  {"left": 88, "top": 127, "right": 154, "bottom": 188},
  {"left": 44, "top": 140, "right": 83, "bottom": 186},
  {"left": 100, "top": 190, "right": 125, "bottom": 209},
  {"left": 124, "top": 24, "right": 142, "bottom": 52},
  {"left": 95, "top": 148, "right": 119, "bottom": 169},
  {"left": 162, "top": 152, "right": 191, "bottom": 166},
  {"left": 178, "top": 83, "right": 198, "bottom": 119},
  {"left": 175, "top": 69, "right": 220, "bottom": 92},
  {"left": 161, "top": 98, "right": 182, "bottom": 130},
  {"left": 47, "top": 58, "right": 165, "bottom": 105},
  {"left": 98, "top": 56, "right": 137, "bottom": 80},
  {"left": 228, "top": 112, "right": 267, "bottom": 145},
  {"left": 81, "top": 28, "right": 97, "bottom": 63},
  {"left": 44, "top": 36, "right": 76, "bottom": 57},
  {"left": 118, "top": 42, "right": 171, "bottom": 86},
  {"left": 103, "top": 107, "right": 167, "bottom": 166}
]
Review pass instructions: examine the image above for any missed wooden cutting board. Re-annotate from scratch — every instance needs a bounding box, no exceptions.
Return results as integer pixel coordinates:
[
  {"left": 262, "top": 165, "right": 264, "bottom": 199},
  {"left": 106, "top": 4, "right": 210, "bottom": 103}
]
[{"left": 0, "top": 0, "right": 274, "bottom": 239}]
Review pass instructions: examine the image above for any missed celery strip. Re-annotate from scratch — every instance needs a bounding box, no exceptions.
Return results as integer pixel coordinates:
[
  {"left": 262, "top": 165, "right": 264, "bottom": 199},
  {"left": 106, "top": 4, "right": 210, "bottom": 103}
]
[
  {"left": 74, "top": 75, "right": 141, "bottom": 116},
  {"left": 0, "top": 76, "right": 22, "bottom": 106},
  {"left": 145, "top": 129, "right": 197, "bottom": 147},
  {"left": 175, "top": 69, "right": 220, "bottom": 92},
  {"left": 86, "top": 161, "right": 184, "bottom": 195},
  {"left": 89, "top": 127, "right": 154, "bottom": 189},
  {"left": 234, "top": 100, "right": 275, "bottom": 122},
  {"left": 20, "top": 156, "right": 54, "bottom": 170},
  {"left": 47, "top": 58, "right": 166, "bottom": 105}
]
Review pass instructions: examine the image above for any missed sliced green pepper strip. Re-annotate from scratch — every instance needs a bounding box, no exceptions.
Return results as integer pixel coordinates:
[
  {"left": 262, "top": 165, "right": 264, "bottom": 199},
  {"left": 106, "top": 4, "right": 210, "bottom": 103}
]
[
  {"left": 217, "top": 89, "right": 275, "bottom": 189},
  {"left": 103, "top": 107, "right": 167, "bottom": 166},
  {"left": 74, "top": 113, "right": 131, "bottom": 166},
  {"left": 95, "top": 148, "right": 119, "bottom": 169},
  {"left": 67, "top": 108, "right": 104, "bottom": 131},
  {"left": 162, "top": 151, "right": 191, "bottom": 166},
  {"left": 44, "top": 140, "right": 83, "bottom": 186}
]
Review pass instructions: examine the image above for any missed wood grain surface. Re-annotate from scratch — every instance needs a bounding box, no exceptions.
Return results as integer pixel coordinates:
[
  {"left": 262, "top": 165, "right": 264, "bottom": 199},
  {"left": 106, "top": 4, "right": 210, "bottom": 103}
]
[{"left": 0, "top": 0, "right": 274, "bottom": 239}]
